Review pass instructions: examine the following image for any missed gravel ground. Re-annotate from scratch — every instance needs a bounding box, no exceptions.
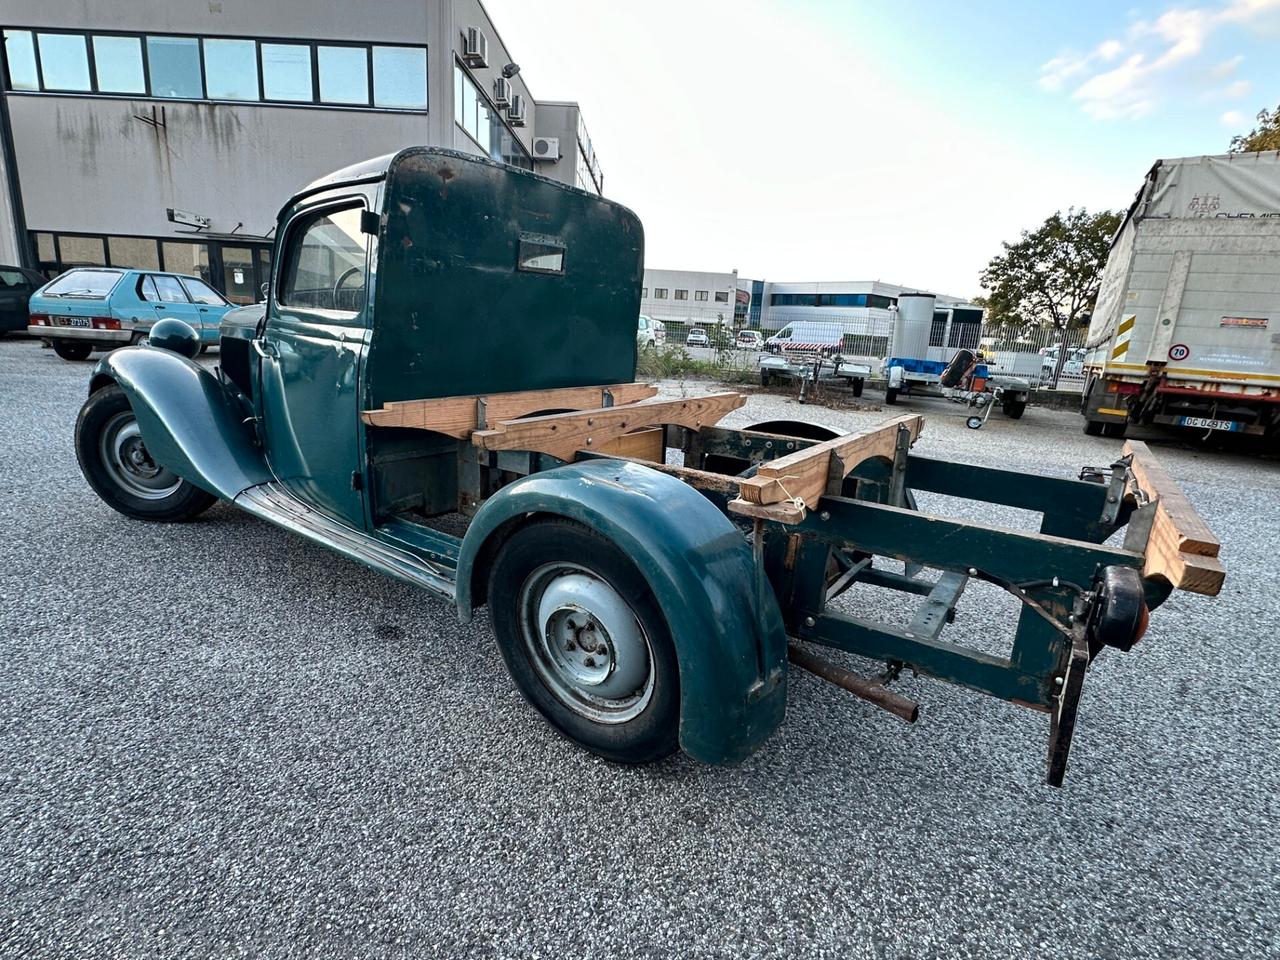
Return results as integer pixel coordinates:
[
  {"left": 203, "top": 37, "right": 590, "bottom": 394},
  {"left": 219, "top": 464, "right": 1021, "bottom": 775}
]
[{"left": 2, "top": 338, "right": 1277, "bottom": 959}]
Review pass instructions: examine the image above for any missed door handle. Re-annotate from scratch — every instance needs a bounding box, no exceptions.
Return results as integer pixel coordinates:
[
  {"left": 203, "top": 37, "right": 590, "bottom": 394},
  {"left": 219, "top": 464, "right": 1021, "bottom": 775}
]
[{"left": 252, "top": 340, "right": 278, "bottom": 359}]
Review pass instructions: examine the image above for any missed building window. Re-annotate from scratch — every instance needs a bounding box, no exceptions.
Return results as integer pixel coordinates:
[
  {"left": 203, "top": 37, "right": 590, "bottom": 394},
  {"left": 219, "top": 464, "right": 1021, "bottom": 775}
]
[
  {"left": 3, "top": 30, "right": 39, "bottom": 91},
  {"left": 318, "top": 45, "right": 368, "bottom": 105},
  {"left": 694, "top": 290, "right": 708, "bottom": 301},
  {"left": 373, "top": 46, "right": 427, "bottom": 109},
  {"left": 161, "top": 240, "right": 212, "bottom": 284},
  {"left": 37, "top": 33, "right": 91, "bottom": 91},
  {"left": 641, "top": 287, "right": 647, "bottom": 298},
  {"left": 203, "top": 38, "right": 259, "bottom": 101},
  {"left": 714, "top": 291, "right": 729, "bottom": 303},
  {"left": 147, "top": 36, "right": 203, "bottom": 98},
  {"left": 4, "top": 30, "right": 428, "bottom": 113},
  {"left": 453, "top": 62, "right": 531, "bottom": 171},
  {"left": 674, "top": 289, "right": 688, "bottom": 300},
  {"left": 107, "top": 236, "right": 160, "bottom": 270},
  {"left": 92, "top": 36, "right": 146, "bottom": 94},
  {"left": 653, "top": 288, "right": 667, "bottom": 299},
  {"left": 261, "top": 43, "right": 313, "bottom": 101},
  {"left": 58, "top": 235, "right": 106, "bottom": 267}
]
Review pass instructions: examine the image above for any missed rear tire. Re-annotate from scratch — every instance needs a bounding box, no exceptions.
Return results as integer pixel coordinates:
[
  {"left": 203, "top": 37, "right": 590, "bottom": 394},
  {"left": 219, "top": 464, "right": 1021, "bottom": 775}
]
[
  {"left": 1102, "top": 422, "right": 1127, "bottom": 438},
  {"left": 75, "top": 384, "right": 216, "bottom": 521},
  {"left": 851, "top": 378, "right": 864, "bottom": 398},
  {"left": 885, "top": 386, "right": 899, "bottom": 405},
  {"left": 1002, "top": 398, "right": 1027, "bottom": 419},
  {"left": 53, "top": 340, "right": 92, "bottom": 361},
  {"left": 488, "top": 519, "right": 680, "bottom": 764},
  {"left": 1082, "top": 418, "right": 1105, "bottom": 436}
]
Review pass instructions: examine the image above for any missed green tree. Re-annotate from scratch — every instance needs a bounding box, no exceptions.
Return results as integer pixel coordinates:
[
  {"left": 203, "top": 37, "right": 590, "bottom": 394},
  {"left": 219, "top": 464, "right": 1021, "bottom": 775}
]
[
  {"left": 1229, "top": 104, "right": 1280, "bottom": 153},
  {"left": 979, "top": 207, "right": 1121, "bottom": 332}
]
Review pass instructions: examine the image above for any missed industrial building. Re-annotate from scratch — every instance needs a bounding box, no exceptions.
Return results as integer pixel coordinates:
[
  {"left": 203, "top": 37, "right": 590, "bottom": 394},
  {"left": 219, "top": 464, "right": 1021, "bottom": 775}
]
[
  {"left": 0, "top": 0, "right": 603, "bottom": 301},
  {"left": 639, "top": 268, "right": 739, "bottom": 326}
]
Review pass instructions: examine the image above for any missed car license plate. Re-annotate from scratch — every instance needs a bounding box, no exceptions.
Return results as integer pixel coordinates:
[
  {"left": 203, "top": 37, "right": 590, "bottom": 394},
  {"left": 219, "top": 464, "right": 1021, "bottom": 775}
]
[
  {"left": 56, "top": 317, "right": 91, "bottom": 328},
  {"left": 1178, "top": 416, "right": 1239, "bottom": 432}
]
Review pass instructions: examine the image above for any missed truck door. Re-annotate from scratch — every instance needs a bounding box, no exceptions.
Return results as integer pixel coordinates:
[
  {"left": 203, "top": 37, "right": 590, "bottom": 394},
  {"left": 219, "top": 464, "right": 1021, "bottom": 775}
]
[{"left": 258, "top": 193, "right": 373, "bottom": 526}]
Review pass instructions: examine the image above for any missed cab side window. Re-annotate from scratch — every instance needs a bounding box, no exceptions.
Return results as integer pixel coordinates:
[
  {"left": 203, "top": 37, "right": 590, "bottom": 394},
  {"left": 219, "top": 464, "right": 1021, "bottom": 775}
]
[{"left": 279, "top": 204, "right": 367, "bottom": 314}]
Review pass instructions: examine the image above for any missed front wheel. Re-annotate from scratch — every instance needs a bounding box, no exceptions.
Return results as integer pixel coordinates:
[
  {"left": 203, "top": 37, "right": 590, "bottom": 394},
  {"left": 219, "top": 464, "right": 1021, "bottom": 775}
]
[
  {"left": 75, "top": 384, "right": 216, "bottom": 521},
  {"left": 52, "top": 340, "right": 93, "bottom": 361},
  {"left": 885, "top": 386, "right": 899, "bottom": 404},
  {"left": 488, "top": 519, "right": 680, "bottom": 764}
]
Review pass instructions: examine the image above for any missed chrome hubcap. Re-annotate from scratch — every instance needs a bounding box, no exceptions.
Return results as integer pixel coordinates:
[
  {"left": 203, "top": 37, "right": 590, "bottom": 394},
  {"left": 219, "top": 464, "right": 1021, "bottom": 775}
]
[
  {"left": 99, "top": 411, "right": 181, "bottom": 500},
  {"left": 519, "top": 563, "right": 654, "bottom": 723}
]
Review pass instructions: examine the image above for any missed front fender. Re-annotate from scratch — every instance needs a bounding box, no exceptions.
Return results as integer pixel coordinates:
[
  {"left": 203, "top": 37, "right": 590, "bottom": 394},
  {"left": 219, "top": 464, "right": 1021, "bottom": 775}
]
[
  {"left": 91, "top": 346, "right": 270, "bottom": 500},
  {"left": 456, "top": 459, "right": 788, "bottom": 765}
]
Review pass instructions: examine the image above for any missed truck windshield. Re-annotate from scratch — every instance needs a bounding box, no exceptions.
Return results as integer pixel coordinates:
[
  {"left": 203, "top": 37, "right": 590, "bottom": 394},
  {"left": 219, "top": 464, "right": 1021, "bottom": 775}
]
[{"left": 43, "top": 269, "right": 124, "bottom": 299}]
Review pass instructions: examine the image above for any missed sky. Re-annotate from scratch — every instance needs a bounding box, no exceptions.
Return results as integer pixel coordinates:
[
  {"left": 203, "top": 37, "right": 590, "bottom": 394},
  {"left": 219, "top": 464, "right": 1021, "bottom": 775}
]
[{"left": 482, "top": 0, "right": 1280, "bottom": 297}]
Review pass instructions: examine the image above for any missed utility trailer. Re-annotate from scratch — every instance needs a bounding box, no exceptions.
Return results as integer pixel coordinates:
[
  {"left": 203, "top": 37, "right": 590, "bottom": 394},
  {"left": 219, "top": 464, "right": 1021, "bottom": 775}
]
[
  {"left": 1082, "top": 152, "right": 1280, "bottom": 438},
  {"left": 75, "top": 149, "right": 1223, "bottom": 786}
]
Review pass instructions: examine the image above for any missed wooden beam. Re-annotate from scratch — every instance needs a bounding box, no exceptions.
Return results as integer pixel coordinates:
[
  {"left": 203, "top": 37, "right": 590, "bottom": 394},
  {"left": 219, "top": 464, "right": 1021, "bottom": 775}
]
[
  {"left": 734, "top": 415, "right": 924, "bottom": 509},
  {"left": 360, "top": 383, "right": 658, "bottom": 437},
  {"left": 1123, "top": 440, "right": 1224, "bottom": 596},
  {"left": 472, "top": 393, "right": 746, "bottom": 461},
  {"left": 595, "top": 426, "right": 664, "bottom": 461}
]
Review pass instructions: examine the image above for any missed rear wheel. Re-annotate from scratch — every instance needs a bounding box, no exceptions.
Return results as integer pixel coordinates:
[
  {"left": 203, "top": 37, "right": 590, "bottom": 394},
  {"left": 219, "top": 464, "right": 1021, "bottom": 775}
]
[
  {"left": 1002, "top": 398, "right": 1027, "bottom": 419},
  {"left": 1082, "top": 418, "right": 1105, "bottom": 436},
  {"left": 488, "top": 519, "right": 679, "bottom": 764},
  {"left": 75, "top": 384, "right": 216, "bottom": 521},
  {"left": 885, "top": 386, "right": 899, "bottom": 405},
  {"left": 760, "top": 369, "right": 772, "bottom": 387},
  {"left": 1102, "top": 422, "right": 1127, "bottom": 438},
  {"left": 52, "top": 340, "right": 92, "bottom": 361}
]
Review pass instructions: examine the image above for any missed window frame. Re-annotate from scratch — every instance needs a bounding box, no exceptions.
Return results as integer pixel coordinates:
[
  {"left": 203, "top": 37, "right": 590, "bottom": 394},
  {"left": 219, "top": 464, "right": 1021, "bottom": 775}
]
[
  {"left": 276, "top": 199, "right": 370, "bottom": 318},
  {"left": 2, "top": 26, "right": 428, "bottom": 114},
  {"left": 674, "top": 289, "right": 688, "bottom": 301},
  {"left": 91, "top": 33, "right": 146, "bottom": 95},
  {"left": 653, "top": 288, "right": 667, "bottom": 299},
  {"left": 452, "top": 58, "right": 530, "bottom": 170},
  {"left": 694, "top": 290, "right": 708, "bottom": 302}
]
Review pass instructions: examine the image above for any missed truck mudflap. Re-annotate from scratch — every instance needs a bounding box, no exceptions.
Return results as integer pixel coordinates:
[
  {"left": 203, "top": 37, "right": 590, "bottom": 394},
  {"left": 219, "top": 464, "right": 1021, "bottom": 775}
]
[
  {"left": 89, "top": 345, "right": 270, "bottom": 500},
  {"left": 710, "top": 415, "right": 1223, "bottom": 785},
  {"left": 455, "top": 458, "right": 790, "bottom": 765}
]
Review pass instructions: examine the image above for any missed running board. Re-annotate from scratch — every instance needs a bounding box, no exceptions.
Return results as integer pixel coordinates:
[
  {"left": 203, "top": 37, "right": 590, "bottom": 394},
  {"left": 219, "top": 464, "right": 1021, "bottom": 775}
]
[{"left": 236, "top": 482, "right": 457, "bottom": 602}]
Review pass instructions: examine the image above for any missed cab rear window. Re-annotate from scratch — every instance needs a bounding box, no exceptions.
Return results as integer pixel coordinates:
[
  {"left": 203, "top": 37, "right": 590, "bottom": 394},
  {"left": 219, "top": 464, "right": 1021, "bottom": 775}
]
[{"left": 43, "top": 269, "right": 124, "bottom": 298}]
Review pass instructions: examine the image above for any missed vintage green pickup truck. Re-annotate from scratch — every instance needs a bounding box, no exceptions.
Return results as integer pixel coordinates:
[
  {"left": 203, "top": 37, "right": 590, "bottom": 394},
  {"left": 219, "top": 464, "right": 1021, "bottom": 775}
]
[{"left": 74, "top": 148, "right": 1224, "bottom": 784}]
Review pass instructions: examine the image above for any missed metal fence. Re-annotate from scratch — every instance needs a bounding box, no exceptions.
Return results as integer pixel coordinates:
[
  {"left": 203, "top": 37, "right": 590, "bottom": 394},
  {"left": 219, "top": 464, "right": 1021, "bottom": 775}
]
[{"left": 641, "top": 306, "right": 1091, "bottom": 392}]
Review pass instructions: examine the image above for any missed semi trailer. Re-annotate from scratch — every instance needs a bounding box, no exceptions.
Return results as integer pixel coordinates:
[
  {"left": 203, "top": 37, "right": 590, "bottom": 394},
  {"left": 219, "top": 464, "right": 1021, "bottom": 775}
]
[{"left": 1081, "top": 152, "right": 1280, "bottom": 438}]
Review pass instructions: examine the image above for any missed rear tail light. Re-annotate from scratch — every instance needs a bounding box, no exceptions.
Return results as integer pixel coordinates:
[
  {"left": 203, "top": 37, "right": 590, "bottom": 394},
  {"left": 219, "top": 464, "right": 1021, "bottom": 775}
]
[
  {"left": 90, "top": 317, "right": 120, "bottom": 330},
  {"left": 29, "top": 313, "right": 49, "bottom": 326}
]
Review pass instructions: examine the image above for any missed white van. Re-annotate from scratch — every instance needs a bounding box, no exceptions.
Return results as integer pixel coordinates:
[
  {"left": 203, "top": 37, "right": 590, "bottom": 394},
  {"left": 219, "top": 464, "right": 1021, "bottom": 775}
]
[{"left": 759, "top": 320, "right": 870, "bottom": 394}]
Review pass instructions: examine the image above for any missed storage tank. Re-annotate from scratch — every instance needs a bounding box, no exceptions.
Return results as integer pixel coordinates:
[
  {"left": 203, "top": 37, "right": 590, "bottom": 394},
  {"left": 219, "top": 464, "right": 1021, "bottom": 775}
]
[{"left": 892, "top": 292, "right": 935, "bottom": 358}]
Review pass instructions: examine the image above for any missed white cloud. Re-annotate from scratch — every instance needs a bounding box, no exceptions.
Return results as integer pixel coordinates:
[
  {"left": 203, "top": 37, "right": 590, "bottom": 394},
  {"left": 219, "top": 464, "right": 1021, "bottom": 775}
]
[
  {"left": 1221, "top": 109, "right": 1246, "bottom": 125},
  {"left": 1040, "top": 0, "right": 1280, "bottom": 119}
]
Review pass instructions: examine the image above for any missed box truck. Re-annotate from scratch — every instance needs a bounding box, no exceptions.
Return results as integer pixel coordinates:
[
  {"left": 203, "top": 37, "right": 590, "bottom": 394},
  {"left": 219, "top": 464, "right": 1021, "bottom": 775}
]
[{"left": 1081, "top": 152, "right": 1280, "bottom": 438}]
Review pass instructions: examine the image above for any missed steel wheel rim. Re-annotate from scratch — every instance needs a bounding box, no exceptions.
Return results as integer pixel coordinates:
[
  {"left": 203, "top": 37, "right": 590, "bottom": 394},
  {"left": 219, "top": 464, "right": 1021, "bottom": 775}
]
[
  {"left": 98, "top": 411, "right": 181, "bottom": 500},
  {"left": 518, "top": 562, "right": 655, "bottom": 724}
]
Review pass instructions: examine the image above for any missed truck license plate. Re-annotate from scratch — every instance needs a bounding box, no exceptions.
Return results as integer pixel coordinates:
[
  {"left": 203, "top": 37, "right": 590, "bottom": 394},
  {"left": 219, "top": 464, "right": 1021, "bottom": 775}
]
[
  {"left": 57, "top": 317, "right": 91, "bottom": 328},
  {"left": 1178, "top": 416, "right": 1239, "bottom": 432}
]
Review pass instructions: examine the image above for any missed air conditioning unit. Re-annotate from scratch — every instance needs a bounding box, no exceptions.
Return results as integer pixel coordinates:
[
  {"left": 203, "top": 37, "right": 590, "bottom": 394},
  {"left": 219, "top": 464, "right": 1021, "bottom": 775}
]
[
  {"left": 532, "top": 137, "right": 560, "bottom": 162},
  {"left": 491, "top": 76, "right": 511, "bottom": 108},
  {"left": 507, "top": 94, "right": 526, "bottom": 126},
  {"left": 463, "top": 27, "right": 488, "bottom": 67}
]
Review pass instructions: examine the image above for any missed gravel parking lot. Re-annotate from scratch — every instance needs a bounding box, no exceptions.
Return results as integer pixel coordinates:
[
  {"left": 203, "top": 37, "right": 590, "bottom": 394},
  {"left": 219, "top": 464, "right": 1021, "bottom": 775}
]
[{"left": 2, "top": 337, "right": 1277, "bottom": 959}]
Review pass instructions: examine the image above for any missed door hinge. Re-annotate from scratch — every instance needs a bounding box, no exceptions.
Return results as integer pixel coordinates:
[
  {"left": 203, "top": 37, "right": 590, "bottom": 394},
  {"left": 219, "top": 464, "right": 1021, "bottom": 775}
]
[
  {"left": 351, "top": 471, "right": 364, "bottom": 491},
  {"left": 360, "top": 210, "right": 380, "bottom": 236}
]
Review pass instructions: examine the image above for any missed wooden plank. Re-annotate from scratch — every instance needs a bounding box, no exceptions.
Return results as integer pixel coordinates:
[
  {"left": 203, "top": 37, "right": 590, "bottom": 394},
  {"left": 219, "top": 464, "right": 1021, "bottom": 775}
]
[
  {"left": 735, "top": 415, "right": 924, "bottom": 508},
  {"left": 726, "top": 497, "right": 806, "bottom": 524},
  {"left": 1123, "top": 440, "right": 1219, "bottom": 556},
  {"left": 595, "top": 427, "right": 664, "bottom": 461},
  {"left": 360, "top": 382, "right": 658, "bottom": 437},
  {"left": 1123, "top": 440, "right": 1224, "bottom": 596},
  {"left": 472, "top": 393, "right": 746, "bottom": 461},
  {"left": 588, "top": 454, "right": 746, "bottom": 498}
]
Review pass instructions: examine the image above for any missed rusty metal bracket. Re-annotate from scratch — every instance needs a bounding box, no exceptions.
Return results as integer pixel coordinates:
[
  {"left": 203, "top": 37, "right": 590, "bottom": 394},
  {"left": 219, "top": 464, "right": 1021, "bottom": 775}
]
[
  {"left": 889, "top": 423, "right": 912, "bottom": 507},
  {"left": 601, "top": 387, "right": 615, "bottom": 408},
  {"left": 475, "top": 396, "right": 488, "bottom": 431}
]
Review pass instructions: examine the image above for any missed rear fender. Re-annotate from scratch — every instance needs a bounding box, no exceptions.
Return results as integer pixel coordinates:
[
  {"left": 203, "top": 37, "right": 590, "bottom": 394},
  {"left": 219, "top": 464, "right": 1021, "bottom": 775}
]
[
  {"left": 90, "top": 346, "right": 270, "bottom": 500},
  {"left": 456, "top": 459, "right": 788, "bottom": 765}
]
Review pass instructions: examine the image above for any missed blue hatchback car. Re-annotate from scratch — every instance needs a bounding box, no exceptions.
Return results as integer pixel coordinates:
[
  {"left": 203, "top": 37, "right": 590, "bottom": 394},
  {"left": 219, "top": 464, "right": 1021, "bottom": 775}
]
[{"left": 28, "top": 267, "right": 235, "bottom": 361}]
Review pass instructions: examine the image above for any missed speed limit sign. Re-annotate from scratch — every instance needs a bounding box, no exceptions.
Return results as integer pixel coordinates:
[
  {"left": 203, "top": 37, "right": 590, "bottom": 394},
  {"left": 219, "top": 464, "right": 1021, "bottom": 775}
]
[{"left": 1168, "top": 343, "right": 1190, "bottom": 361}]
